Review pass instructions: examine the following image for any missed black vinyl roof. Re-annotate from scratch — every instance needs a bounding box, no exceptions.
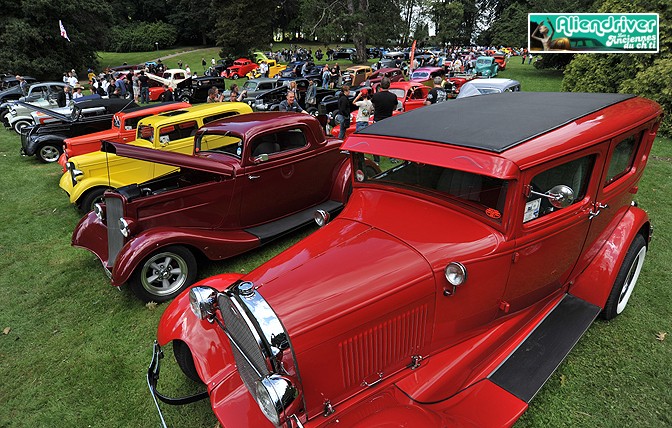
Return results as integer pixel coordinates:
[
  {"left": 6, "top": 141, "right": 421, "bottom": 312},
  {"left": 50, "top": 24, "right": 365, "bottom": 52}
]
[{"left": 358, "top": 92, "right": 635, "bottom": 153}]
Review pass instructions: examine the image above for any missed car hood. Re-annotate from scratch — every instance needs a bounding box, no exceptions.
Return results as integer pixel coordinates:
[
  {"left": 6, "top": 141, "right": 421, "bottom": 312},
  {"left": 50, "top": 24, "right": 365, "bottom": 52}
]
[{"left": 245, "top": 188, "right": 501, "bottom": 341}]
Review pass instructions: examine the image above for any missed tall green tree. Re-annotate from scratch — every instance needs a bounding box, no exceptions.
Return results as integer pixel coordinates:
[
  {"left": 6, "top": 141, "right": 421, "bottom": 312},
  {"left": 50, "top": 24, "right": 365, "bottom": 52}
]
[
  {"left": 167, "top": 0, "right": 216, "bottom": 45},
  {"left": 300, "top": 0, "right": 403, "bottom": 61},
  {"left": 431, "top": 1, "right": 465, "bottom": 45},
  {"left": 562, "top": 0, "right": 671, "bottom": 135},
  {"left": 211, "top": 0, "right": 275, "bottom": 57},
  {"left": 0, "top": 0, "right": 112, "bottom": 79}
]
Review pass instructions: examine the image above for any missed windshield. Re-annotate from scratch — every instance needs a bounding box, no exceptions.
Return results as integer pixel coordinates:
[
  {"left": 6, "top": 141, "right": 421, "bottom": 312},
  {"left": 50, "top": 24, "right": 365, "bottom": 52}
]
[
  {"left": 242, "top": 81, "right": 257, "bottom": 91},
  {"left": 137, "top": 125, "right": 154, "bottom": 142},
  {"left": 195, "top": 131, "right": 244, "bottom": 157},
  {"left": 477, "top": 58, "right": 491, "bottom": 65},
  {"left": 477, "top": 87, "right": 501, "bottom": 94},
  {"left": 113, "top": 115, "right": 121, "bottom": 129},
  {"left": 353, "top": 153, "right": 508, "bottom": 222},
  {"left": 411, "top": 72, "right": 428, "bottom": 79},
  {"left": 389, "top": 88, "right": 405, "bottom": 99}
]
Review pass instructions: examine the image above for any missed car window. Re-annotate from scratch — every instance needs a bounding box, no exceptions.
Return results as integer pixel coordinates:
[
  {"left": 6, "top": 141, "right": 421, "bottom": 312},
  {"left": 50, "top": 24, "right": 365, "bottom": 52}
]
[
  {"left": 203, "top": 111, "right": 240, "bottom": 125},
  {"left": 158, "top": 120, "right": 198, "bottom": 144},
  {"left": 197, "top": 133, "right": 243, "bottom": 156},
  {"left": 124, "top": 116, "right": 146, "bottom": 129},
  {"left": 250, "top": 128, "right": 307, "bottom": 158},
  {"left": 138, "top": 125, "right": 155, "bottom": 142},
  {"left": 604, "top": 133, "right": 640, "bottom": 186},
  {"left": 175, "top": 73, "right": 186, "bottom": 80},
  {"left": 524, "top": 155, "right": 595, "bottom": 223},
  {"left": 356, "top": 154, "right": 507, "bottom": 222}
]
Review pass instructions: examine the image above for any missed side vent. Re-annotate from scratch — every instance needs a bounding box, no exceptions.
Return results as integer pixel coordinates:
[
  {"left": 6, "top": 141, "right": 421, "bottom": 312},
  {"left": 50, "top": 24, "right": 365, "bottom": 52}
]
[{"left": 339, "top": 305, "right": 428, "bottom": 388}]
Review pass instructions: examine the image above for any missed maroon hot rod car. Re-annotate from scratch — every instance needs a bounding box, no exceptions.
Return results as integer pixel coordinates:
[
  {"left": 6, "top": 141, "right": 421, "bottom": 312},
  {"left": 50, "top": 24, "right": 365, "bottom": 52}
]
[
  {"left": 72, "top": 112, "right": 353, "bottom": 302},
  {"left": 147, "top": 92, "right": 662, "bottom": 427}
]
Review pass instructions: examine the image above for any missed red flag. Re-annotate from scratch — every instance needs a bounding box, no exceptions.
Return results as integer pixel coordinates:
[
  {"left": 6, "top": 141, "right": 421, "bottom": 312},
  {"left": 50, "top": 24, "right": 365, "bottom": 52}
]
[
  {"left": 409, "top": 40, "right": 417, "bottom": 73},
  {"left": 59, "top": 20, "right": 71, "bottom": 42}
]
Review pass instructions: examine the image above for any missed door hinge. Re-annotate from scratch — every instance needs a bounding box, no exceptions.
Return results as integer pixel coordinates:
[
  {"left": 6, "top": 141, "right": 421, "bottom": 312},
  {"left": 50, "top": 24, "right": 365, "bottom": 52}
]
[
  {"left": 323, "top": 400, "right": 335, "bottom": 417},
  {"left": 408, "top": 355, "right": 423, "bottom": 370}
]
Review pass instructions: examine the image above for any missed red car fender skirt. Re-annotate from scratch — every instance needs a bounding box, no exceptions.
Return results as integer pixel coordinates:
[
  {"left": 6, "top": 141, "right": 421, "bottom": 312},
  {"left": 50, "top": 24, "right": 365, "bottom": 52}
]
[
  {"left": 157, "top": 273, "right": 244, "bottom": 385},
  {"left": 569, "top": 207, "right": 650, "bottom": 309},
  {"left": 71, "top": 211, "right": 109, "bottom": 266},
  {"left": 110, "top": 227, "right": 260, "bottom": 286},
  {"left": 329, "top": 158, "right": 352, "bottom": 203}
]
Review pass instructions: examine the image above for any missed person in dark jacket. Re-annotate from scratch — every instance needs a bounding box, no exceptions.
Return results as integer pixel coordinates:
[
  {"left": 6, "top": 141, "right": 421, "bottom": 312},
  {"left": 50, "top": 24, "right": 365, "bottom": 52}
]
[{"left": 335, "top": 85, "right": 351, "bottom": 140}]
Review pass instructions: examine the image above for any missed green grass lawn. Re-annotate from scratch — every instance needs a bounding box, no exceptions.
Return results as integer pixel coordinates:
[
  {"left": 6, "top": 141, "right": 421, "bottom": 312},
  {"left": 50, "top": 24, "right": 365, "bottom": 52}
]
[{"left": 0, "top": 52, "right": 670, "bottom": 427}]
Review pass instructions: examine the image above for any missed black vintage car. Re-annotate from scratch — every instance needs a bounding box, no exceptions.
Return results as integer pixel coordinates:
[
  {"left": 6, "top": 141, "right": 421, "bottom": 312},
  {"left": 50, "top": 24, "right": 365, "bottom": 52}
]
[
  {"left": 0, "top": 75, "right": 37, "bottom": 90},
  {"left": 254, "top": 79, "right": 334, "bottom": 113},
  {"left": 332, "top": 48, "right": 357, "bottom": 60},
  {"left": 317, "top": 85, "right": 371, "bottom": 116},
  {"left": 279, "top": 61, "right": 323, "bottom": 80},
  {"left": 174, "top": 76, "right": 227, "bottom": 103},
  {"left": 20, "top": 98, "right": 139, "bottom": 163}
]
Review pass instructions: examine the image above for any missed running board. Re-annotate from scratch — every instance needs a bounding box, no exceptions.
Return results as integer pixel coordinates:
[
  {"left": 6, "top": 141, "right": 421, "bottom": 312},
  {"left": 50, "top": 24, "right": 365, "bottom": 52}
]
[
  {"left": 489, "top": 294, "right": 601, "bottom": 403},
  {"left": 244, "top": 200, "right": 343, "bottom": 242}
]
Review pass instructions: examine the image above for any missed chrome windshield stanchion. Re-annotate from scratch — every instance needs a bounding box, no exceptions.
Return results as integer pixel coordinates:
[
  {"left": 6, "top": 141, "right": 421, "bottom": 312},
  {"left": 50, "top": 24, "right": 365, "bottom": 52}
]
[{"left": 147, "top": 341, "right": 209, "bottom": 428}]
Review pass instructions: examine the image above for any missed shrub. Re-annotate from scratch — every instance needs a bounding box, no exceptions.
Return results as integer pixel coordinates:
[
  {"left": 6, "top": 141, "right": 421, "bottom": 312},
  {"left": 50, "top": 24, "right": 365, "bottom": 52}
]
[{"left": 107, "top": 21, "right": 177, "bottom": 52}]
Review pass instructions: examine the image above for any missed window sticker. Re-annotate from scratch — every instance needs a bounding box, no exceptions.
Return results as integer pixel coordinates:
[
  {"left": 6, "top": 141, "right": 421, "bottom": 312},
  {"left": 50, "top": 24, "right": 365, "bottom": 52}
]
[
  {"left": 524, "top": 198, "right": 541, "bottom": 223},
  {"left": 125, "top": 125, "right": 133, "bottom": 131},
  {"left": 159, "top": 135, "right": 170, "bottom": 144}
]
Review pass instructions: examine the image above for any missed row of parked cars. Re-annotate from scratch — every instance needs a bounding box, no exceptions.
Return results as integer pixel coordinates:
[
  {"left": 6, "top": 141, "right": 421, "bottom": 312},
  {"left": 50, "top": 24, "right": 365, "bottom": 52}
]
[{"left": 8, "top": 62, "right": 661, "bottom": 428}]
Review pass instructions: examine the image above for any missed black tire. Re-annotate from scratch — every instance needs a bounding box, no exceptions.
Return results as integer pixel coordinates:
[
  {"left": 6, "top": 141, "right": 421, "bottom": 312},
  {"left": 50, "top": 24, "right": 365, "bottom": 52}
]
[
  {"left": 79, "top": 187, "right": 109, "bottom": 213},
  {"left": 232, "top": 73, "right": 239, "bottom": 80},
  {"left": 307, "top": 107, "right": 318, "bottom": 116},
  {"left": 13, "top": 119, "right": 31, "bottom": 134},
  {"left": 173, "top": 340, "right": 202, "bottom": 383},
  {"left": 129, "top": 245, "right": 197, "bottom": 303},
  {"left": 179, "top": 95, "right": 191, "bottom": 103},
  {"left": 37, "top": 143, "right": 62, "bottom": 163},
  {"left": 601, "top": 234, "right": 647, "bottom": 320}
]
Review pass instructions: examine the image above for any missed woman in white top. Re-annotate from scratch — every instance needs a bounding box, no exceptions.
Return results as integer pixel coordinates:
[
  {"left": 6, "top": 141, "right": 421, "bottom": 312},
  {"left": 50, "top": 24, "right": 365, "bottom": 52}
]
[{"left": 353, "top": 89, "right": 373, "bottom": 133}]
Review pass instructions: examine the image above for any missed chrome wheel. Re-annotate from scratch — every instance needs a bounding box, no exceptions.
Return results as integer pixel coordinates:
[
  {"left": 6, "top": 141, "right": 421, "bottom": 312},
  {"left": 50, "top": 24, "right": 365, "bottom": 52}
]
[
  {"left": 140, "top": 252, "right": 188, "bottom": 297},
  {"left": 38, "top": 144, "right": 61, "bottom": 163}
]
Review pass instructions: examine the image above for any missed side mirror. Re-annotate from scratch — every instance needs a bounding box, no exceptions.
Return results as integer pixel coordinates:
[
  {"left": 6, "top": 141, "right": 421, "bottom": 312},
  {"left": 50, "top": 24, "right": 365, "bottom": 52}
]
[
  {"left": 254, "top": 153, "right": 269, "bottom": 163},
  {"left": 529, "top": 184, "right": 575, "bottom": 209}
]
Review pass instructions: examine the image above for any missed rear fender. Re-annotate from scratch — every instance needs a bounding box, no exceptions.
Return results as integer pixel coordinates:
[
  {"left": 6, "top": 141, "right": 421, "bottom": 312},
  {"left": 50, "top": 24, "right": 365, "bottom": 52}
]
[
  {"left": 329, "top": 157, "right": 352, "bottom": 203},
  {"left": 111, "top": 227, "right": 259, "bottom": 286},
  {"left": 158, "top": 273, "right": 243, "bottom": 385},
  {"left": 569, "top": 207, "right": 650, "bottom": 308}
]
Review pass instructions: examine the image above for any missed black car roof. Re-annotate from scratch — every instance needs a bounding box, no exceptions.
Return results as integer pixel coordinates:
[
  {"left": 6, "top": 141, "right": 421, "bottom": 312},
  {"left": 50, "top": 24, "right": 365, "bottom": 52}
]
[{"left": 357, "top": 92, "right": 634, "bottom": 153}]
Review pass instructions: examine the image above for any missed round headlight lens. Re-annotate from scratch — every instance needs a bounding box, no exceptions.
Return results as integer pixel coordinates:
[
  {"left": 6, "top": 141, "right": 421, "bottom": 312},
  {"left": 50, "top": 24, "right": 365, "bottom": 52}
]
[
  {"left": 118, "top": 217, "right": 131, "bottom": 238},
  {"left": 255, "top": 379, "right": 280, "bottom": 426},
  {"left": 93, "top": 203, "right": 105, "bottom": 221},
  {"left": 188, "top": 287, "right": 217, "bottom": 320},
  {"left": 445, "top": 262, "right": 467, "bottom": 286},
  {"left": 314, "top": 209, "right": 329, "bottom": 227}
]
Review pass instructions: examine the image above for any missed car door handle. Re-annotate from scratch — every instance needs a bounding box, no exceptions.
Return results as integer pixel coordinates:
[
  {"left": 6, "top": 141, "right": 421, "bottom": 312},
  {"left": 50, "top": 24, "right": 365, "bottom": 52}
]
[
  {"left": 589, "top": 202, "right": 609, "bottom": 220},
  {"left": 248, "top": 175, "right": 260, "bottom": 180}
]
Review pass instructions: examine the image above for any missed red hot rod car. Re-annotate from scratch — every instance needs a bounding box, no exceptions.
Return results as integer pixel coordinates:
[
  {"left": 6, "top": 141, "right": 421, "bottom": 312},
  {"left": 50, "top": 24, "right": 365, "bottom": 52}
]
[
  {"left": 71, "top": 112, "right": 353, "bottom": 302},
  {"left": 148, "top": 93, "right": 662, "bottom": 427}
]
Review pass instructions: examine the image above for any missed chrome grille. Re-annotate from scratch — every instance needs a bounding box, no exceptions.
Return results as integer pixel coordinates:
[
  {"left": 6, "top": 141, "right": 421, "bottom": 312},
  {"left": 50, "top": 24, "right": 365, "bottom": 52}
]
[
  {"left": 218, "top": 293, "right": 270, "bottom": 392},
  {"left": 106, "top": 197, "right": 124, "bottom": 267}
]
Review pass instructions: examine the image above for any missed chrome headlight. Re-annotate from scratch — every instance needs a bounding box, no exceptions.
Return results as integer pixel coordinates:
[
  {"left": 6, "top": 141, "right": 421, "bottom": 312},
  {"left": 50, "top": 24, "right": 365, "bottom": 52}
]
[
  {"left": 67, "top": 161, "right": 84, "bottom": 186},
  {"left": 254, "top": 375, "right": 299, "bottom": 426},
  {"left": 314, "top": 209, "right": 330, "bottom": 227},
  {"left": 445, "top": 262, "right": 467, "bottom": 286},
  {"left": 118, "top": 217, "right": 133, "bottom": 238},
  {"left": 189, "top": 287, "right": 218, "bottom": 320},
  {"left": 93, "top": 203, "right": 105, "bottom": 221}
]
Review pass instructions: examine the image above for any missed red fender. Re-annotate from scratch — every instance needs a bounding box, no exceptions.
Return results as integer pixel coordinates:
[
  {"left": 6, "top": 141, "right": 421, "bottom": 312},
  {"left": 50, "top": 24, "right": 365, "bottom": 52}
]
[
  {"left": 111, "top": 227, "right": 260, "bottom": 286},
  {"left": 569, "top": 206, "right": 650, "bottom": 309},
  {"left": 157, "top": 273, "right": 243, "bottom": 387},
  {"left": 329, "top": 157, "right": 352, "bottom": 203}
]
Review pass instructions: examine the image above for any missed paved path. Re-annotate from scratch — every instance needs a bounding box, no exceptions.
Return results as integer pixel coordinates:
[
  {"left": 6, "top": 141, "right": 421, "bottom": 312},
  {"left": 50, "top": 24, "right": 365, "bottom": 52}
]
[{"left": 150, "top": 47, "right": 214, "bottom": 62}]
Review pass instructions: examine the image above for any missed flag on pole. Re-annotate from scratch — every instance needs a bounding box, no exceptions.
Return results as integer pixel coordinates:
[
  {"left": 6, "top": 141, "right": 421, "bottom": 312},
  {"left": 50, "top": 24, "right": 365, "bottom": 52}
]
[
  {"left": 409, "top": 40, "right": 417, "bottom": 73},
  {"left": 59, "top": 20, "right": 71, "bottom": 42}
]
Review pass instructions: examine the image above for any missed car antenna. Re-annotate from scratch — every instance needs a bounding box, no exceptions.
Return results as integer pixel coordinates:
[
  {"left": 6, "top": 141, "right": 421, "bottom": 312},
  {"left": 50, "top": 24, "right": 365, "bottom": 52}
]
[{"left": 120, "top": 98, "right": 135, "bottom": 112}]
